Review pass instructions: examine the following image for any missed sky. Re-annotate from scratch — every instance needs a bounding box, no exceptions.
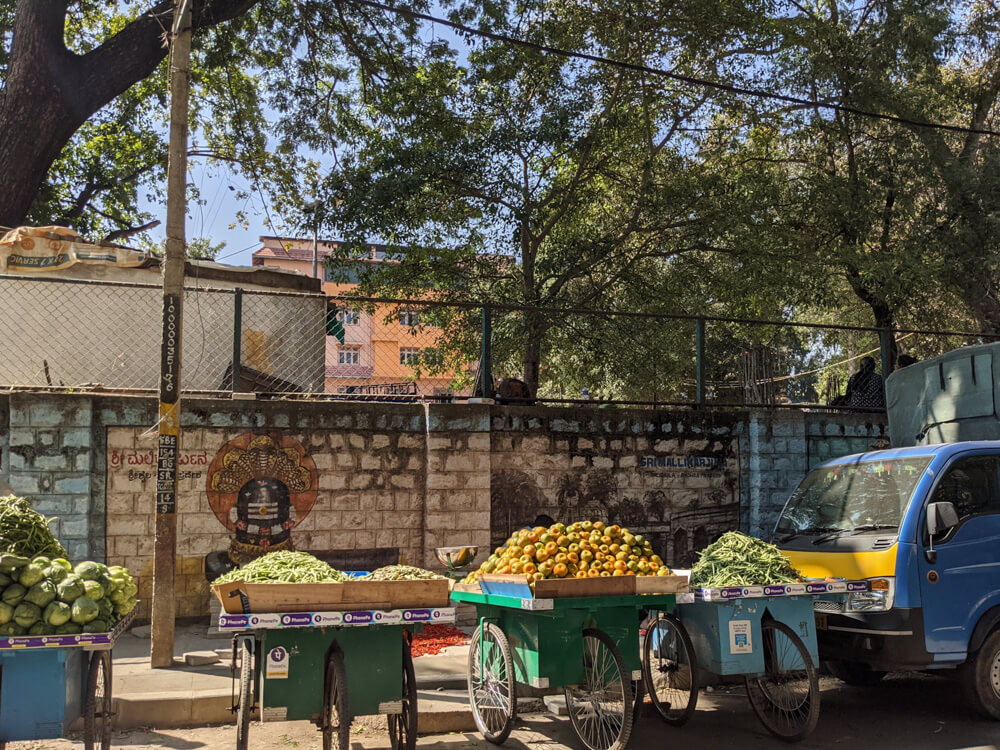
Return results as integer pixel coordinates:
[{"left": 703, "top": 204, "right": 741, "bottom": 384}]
[{"left": 136, "top": 7, "right": 464, "bottom": 270}]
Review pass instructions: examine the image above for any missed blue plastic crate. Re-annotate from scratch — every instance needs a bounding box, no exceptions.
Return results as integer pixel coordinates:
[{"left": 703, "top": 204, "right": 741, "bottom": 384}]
[
  {"left": 0, "top": 647, "right": 85, "bottom": 741},
  {"left": 676, "top": 596, "right": 818, "bottom": 677}
]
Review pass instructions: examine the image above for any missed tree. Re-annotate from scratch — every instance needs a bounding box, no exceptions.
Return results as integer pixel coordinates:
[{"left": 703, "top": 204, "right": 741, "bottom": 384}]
[
  {"left": 320, "top": 0, "right": 773, "bottom": 393},
  {"left": 0, "top": 1, "right": 428, "bottom": 237}
]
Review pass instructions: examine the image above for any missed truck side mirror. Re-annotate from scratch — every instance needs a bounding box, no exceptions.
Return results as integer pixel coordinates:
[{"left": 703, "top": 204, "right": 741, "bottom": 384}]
[{"left": 927, "top": 502, "right": 960, "bottom": 536}]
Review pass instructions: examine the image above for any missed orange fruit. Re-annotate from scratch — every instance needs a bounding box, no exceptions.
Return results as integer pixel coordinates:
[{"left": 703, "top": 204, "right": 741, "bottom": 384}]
[
  {"left": 536, "top": 549, "right": 550, "bottom": 563},
  {"left": 523, "top": 562, "right": 537, "bottom": 575},
  {"left": 600, "top": 571, "right": 611, "bottom": 577},
  {"left": 568, "top": 543, "right": 580, "bottom": 554},
  {"left": 614, "top": 560, "right": 627, "bottom": 572},
  {"left": 555, "top": 552, "right": 568, "bottom": 564},
  {"left": 567, "top": 552, "right": 579, "bottom": 564},
  {"left": 575, "top": 570, "right": 587, "bottom": 578},
  {"left": 649, "top": 561, "right": 660, "bottom": 572},
  {"left": 588, "top": 568, "right": 600, "bottom": 577},
  {"left": 612, "top": 569, "right": 624, "bottom": 576},
  {"left": 523, "top": 545, "right": 536, "bottom": 558},
  {"left": 556, "top": 535, "right": 570, "bottom": 548},
  {"left": 593, "top": 521, "right": 605, "bottom": 532},
  {"left": 553, "top": 563, "right": 568, "bottom": 578},
  {"left": 545, "top": 541, "right": 559, "bottom": 555},
  {"left": 532, "top": 572, "right": 545, "bottom": 582}
]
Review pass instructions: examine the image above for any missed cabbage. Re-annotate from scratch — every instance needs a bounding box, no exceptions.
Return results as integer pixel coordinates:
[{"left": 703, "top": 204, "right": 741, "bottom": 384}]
[
  {"left": 28, "top": 622, "right": 54, "bottom": 636},
  {"left": 31, "top": 556, "right": 50, "bottom": 567},
  {"left": 71, "top": 597, "right": 99, "bottom": 624},
  {"left": 44, "top": 601, "right": 72, "bottom": 626},
  {"left": 51, "top": 558, "right": 72, "bottom": 572},
  {"left": 2, "top": 583, "right": 26, "bottom": 606},
  {"left": 24, "top": 580, "right": 57, "bottom": 608},
  {"left": 0, "top": 572, "right": 11, "bottom": 588},
  {"left": 56, "top": 576, "right": 84, "bottom": 603},
  {"left": 96, "top": 596, "right": 113, "bottom": 620},
  {"left": 13, "top": 601, "right": 41, "bottom": 628},
  {"left": 74, "top": 562, "right": 106, "bottom": 582},
  {"left": 0, "top": 601, "right": 13, "bottom": 625},
  {"left": 82, "top": 580, "right": 104, "bottom": 601},
  {"left": 0, "top": 622, "right": 25, "bottom": 636},
  {"left": 83, "top": 619, "right": 109, "bottom": 634},
  {"left": 44, "top": 565, "right": 68, "bottom": 583},
  {"left": 18, "top": 562, "right": 45, "bottom": 588},
  {"left": 54, "top": 622, "right": 81, "bottom": 635}
]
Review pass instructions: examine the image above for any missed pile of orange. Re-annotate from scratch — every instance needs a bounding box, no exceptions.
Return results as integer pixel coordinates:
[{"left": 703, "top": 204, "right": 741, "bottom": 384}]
[{"left": 462, "top": 520, "right": 670, "bottom": 583}]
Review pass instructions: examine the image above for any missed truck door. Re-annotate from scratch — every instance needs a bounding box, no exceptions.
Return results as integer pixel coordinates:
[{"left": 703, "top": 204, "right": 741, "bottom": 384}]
[{"left": 917, "top": 454, "right": 1000, "bottom": 656}]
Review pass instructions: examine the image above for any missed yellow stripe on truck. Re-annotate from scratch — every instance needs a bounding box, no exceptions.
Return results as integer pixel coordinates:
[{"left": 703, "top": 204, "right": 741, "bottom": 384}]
[{"left": 781, "top": 546, "right": 898, "bottom": 580}]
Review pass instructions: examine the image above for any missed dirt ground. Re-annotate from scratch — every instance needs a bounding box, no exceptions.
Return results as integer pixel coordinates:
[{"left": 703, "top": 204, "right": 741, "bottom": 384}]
[{"left": 7, "top": 672, "right": 1000, "bottom": 750}]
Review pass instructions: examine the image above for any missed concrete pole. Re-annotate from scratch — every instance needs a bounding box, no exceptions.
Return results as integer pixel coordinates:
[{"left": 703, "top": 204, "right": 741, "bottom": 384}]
[{"left": 152, "top": 0, "right": 192, "bottom": 669}]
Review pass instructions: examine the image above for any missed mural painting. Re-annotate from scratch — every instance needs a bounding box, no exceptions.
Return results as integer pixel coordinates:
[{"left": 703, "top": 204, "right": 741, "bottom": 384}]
[
  {"left": 206, "top": 433, "right": 318, "bottom": 564},
  {"left": 491, "top": 441, "right": 740, "bottom": 568}
]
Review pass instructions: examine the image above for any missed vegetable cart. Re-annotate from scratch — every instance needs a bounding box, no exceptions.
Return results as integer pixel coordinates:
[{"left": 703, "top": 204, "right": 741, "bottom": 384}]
[
  {"left": 0, "top": 607, "right": 136, "bottom": 750},
  {"left": 643, "top": 580, "right": 871, "bottom": 742},
  {"left": 216, "top": 604, "right": 457, "bottom": 750},
  {"left": 451, "top": 579, "right": 683, "bottom": 750}
]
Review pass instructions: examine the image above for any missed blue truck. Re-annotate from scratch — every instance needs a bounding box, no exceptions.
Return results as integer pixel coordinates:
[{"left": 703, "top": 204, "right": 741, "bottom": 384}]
[{"left": 773, "top": 343, "right": 1000, "bottom": 719}]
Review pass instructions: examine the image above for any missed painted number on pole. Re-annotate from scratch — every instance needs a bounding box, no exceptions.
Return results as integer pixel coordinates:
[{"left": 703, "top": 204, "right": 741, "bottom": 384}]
[
  {"left": 266, "top": 646, "right": 289, "bottom": 679},
  {"left": 155, "top": 434, "right": 177, "bottom": 514},
  {"left": 729, "top": 620, "right": 752, "bottom": 654},
  {"left": 160, "top": 294, "right": 180, "bottom": 403}
]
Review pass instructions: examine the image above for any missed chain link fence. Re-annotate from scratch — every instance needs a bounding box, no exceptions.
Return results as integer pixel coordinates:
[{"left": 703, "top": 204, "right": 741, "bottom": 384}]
[{"left": 0, "top": 274, "right": 994, "bottom": 408}]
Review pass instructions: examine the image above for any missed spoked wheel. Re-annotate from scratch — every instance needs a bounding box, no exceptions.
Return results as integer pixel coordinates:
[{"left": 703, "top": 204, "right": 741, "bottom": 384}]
[
  {"left": 235, "top": 638, "right": 253, "bottom": 750},
  {"left": 564, "top": 628, "right": 633, "bottom": 750},
  {"left": 642, "top": 612, "right": 699, "bottom": 726},
  {"left": 745, "top": 620, "right": 820, "bottom": 742},
  {"left": 389, "top": 632, "right": 418, "bottom": 750},
  {"left": 468, "top": 621, "right": 516, "bottom": 744},
  {"left": 322, "top": 645, "right": 351, "bottom": 750},
  {"left": 84, "top": 650, "right": 112, "bottom": 750}
]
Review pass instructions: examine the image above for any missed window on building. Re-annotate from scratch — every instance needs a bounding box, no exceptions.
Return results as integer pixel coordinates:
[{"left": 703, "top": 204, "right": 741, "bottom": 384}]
[
  {"left": 338, "top": 346, "right": 361, "bottom": 365},
  {"left": 400, "top": 348, "right": 420, "bottom": 365},
  {"left": 399, "top": 310, "right": 421, "bottom": 327},
  {"left": 338, "top": 309, "right": 359, "bottom": 326}
]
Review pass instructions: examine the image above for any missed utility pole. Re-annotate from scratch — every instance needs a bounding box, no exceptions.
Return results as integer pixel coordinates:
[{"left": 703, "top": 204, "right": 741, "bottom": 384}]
[
  {"left": 312, "top": 221, "right": 319, "bottom": 279},
  {"left": 152, "top": 0, "right": 192, "bottom": 669}
]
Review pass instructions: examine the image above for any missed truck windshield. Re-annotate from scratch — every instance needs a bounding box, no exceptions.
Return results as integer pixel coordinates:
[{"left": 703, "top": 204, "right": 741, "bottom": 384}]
[{"left": 776, "top": 457, "right": 931, "bottom": 536}]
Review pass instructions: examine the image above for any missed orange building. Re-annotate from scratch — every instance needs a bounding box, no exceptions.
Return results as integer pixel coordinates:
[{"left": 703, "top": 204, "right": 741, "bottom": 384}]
[{"left": 252, "top": 236, "right": 464, "bottom": 397}]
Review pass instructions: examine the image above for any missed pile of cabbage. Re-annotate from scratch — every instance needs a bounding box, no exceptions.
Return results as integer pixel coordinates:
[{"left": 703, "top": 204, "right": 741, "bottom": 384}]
[{"left": 0, "top": 554, "right": 137, "bottom": 636}]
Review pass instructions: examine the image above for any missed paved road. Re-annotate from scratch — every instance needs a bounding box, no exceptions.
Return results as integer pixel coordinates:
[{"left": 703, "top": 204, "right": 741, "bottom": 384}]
[{"left": 9, "top": 672, "right": 1000, "bottom": 749}]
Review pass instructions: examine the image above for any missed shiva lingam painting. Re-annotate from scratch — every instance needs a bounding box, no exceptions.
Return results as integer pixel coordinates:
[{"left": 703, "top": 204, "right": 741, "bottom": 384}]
[{"left": 206, "top": 433, "right": 318, "bottom": 566}]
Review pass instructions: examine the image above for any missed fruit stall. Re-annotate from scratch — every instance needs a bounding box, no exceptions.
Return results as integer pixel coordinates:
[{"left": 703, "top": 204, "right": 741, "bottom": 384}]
[
  {"left": 0, "top": 496, "right": 139, "bottom": 749},
  {"left": 211, "top": 553, "right": 456, "bottom": 750},
  {"left": 453, "top": 521, "right": 689, "bottom": 750},
  {"left": 457, "top": 524, "right": 869, "bottom": 747}
]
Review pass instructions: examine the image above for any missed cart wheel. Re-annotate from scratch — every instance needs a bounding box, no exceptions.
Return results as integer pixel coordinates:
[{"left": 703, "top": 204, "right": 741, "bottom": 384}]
[
  {"left": 468, "top": 621, "right": 516, "bottom": 744},
  {"left": 84, "top": 651, "right": 112, "bottom": 750},
  {"left": 564, "top": 628, "right": 633, "bottom": 750},
  {"left": 322, "top": 645, "right": 351, "bottom": 750},
  {"left": 236, "top": 639, "right": 253, "bottom": 750},
  {"left": 745, "top": 620, "right": 820, "bottom": 742},
  {"left": 389, "top": 633, "right": 418, "bottom": 750},
  {"left": 642, "top": 612, "right": 698, "bottom": 727}
]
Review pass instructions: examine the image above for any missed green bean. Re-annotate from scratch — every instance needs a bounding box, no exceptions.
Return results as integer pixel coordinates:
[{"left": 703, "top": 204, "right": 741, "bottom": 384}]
[
  {"left": 212, "top": 551, "right": 347, "bottom": 585},
  {"left": 0, "top": 496, "right": 67, "bottom": 560},
  {"left": 690, "top": 531, "right": 801, "bottom": 588},
  {"left": 360, "top": 565, "right": 444, "bottom": 581}
]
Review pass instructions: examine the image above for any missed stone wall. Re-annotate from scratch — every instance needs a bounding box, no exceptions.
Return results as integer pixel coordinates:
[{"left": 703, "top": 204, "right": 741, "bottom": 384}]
[{"left": 0, "top": 392, "right": 887, "bottom": 618}]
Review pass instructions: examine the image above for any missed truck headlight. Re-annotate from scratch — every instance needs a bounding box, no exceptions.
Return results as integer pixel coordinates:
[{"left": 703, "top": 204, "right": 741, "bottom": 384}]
[{"left": 846, "top": 577, "right": 894, "bottom": 613}]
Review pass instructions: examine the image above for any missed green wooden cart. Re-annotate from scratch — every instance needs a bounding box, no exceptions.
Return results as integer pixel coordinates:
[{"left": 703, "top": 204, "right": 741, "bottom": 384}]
[
  {"left": 451, "top": 587, "right": 680, "bottom": 750},
  {"left": 217, "top": 606, "right": 456, "bottom": 750}
]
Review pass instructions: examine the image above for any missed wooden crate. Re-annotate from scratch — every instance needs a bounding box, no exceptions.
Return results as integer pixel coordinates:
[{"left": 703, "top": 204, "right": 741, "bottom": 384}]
[
  {"left": 212, "top": 578, "right": 451, "bottom": 614},
  {"left": 634, "top": 574, "right": 689, "bottom": 594},
  {"left": 479, "top": 573, "right": 635, "bottom": 598}
]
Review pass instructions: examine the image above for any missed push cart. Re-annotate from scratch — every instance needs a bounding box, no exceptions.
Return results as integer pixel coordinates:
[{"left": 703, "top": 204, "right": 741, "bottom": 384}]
[
  {"left": 0, "top": 608, "right": 136, "bottom": 750},
  {"left": 451, "top": 584, "right": 679, "bottom": 750},
  {"left": 644, "top": 580, "right": 871, "bottom": 742},
  {"left": 217, "top": 605, "right": 457, "bottom": 750}
]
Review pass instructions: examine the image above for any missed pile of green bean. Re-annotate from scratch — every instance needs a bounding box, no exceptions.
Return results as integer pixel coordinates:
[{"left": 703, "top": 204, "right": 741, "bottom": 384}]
[
  {"left": 690, "top": 531, "right": 801, "bottom": 588},
  {"left": 213, "top": 551, "right": 348, "bottom": 584},
  {"left": 0, "top": 496, "right": 67, "bottom": 560},
  {"left": 360, "top": 565, "right": 444, "bottom": 581}
]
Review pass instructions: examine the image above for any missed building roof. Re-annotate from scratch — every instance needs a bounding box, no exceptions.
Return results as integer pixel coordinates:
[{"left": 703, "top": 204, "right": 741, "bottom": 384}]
[{"left": 253, "top": 236, "right": 392, "bottom": 266}]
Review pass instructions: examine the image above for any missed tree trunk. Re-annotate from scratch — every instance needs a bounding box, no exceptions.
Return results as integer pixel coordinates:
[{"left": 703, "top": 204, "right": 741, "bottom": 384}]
[
  {"left": 522, "top": 310, "right": 545, "bottom": 396},
  {"left": 0, "top": 0, "right": 260, "bottom": 229}
]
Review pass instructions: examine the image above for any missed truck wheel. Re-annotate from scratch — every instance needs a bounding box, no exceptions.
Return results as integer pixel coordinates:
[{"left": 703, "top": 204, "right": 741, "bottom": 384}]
[
  {"left": 962, "top": 629, "right": 1000, "bottom": 720},
  {"left": 825, "top": 660, "right": 887, "bottom": 686}
]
